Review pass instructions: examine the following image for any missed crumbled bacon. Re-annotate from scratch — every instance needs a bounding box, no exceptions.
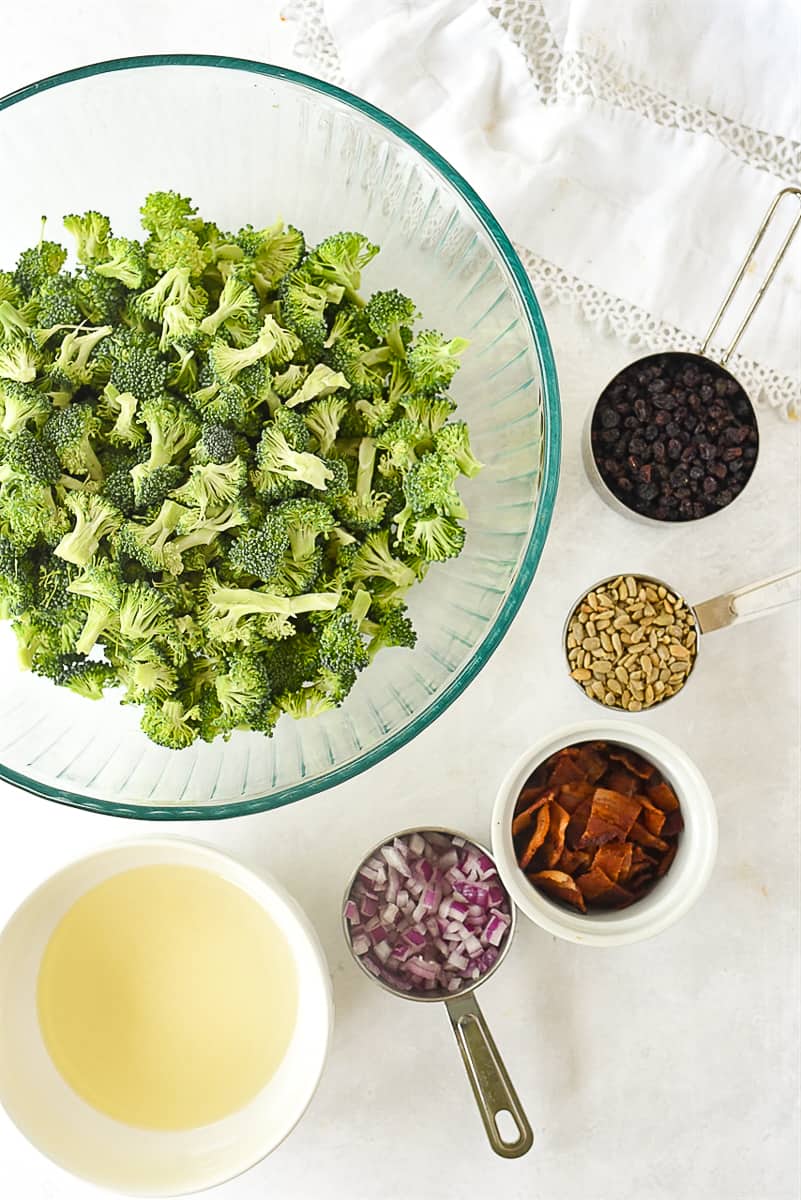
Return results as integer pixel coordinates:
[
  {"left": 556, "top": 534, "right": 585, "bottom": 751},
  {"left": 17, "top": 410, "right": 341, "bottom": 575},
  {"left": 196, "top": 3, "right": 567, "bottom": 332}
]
[{"left": 512, "top": 741, "right": 682, "bottom": 912}]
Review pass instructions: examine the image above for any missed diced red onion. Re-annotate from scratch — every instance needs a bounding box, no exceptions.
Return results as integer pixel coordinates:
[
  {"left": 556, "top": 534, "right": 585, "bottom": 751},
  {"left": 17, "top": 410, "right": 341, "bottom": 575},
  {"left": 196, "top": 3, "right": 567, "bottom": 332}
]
[{"left": 345, "top": 831, "right": 512, "bottom": 995}]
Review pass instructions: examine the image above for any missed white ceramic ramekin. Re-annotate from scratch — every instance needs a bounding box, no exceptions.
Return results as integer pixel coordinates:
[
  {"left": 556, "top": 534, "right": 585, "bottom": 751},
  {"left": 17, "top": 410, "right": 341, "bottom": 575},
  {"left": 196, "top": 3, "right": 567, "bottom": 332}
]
[
  {"left": 491, "top": 721, "right": 718, "bottom": 947},
  {"left": 0, "top": 839, "right": 333, "bottom": 1196}
]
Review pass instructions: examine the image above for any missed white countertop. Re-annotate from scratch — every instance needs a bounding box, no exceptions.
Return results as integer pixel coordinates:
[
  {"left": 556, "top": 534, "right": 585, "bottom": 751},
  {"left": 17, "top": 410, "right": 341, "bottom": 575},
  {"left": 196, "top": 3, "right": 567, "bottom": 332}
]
[{"left": 2, "top": 9, "right": 800, "bottom": 1200}]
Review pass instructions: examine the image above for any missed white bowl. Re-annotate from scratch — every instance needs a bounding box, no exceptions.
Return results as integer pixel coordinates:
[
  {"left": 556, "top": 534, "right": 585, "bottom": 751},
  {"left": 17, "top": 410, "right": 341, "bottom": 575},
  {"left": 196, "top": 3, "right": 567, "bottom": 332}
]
[
  {"left": 491, "top": 722, "right": 718, "bottom": 946},
  {"left": 0, "top": 839, "right": 333, "bottom": 1196}
]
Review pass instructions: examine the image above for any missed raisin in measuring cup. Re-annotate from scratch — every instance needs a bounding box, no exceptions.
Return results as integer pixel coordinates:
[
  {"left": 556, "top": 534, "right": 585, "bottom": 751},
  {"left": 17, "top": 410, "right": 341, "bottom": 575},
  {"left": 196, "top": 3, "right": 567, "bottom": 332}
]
[
  {"left": 343, "top": 828, "right": 533, "bottom": 1158},
  {"left": 584, "top": 187, "right": 801, "bottom": 524}
]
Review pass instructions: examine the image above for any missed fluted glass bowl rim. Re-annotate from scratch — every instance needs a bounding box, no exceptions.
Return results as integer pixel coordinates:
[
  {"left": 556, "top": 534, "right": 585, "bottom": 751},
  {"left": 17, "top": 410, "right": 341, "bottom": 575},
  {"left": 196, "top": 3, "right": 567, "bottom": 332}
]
[{"left": 0, "top": 54, "right": 561, "bottom": 821}]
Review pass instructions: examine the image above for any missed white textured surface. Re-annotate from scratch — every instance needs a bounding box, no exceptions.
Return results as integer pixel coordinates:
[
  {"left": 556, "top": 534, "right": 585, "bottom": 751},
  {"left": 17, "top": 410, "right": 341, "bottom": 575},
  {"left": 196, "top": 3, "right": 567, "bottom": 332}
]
[{"left": 2, "top": 6, "right": 800, "bottom": 1199}]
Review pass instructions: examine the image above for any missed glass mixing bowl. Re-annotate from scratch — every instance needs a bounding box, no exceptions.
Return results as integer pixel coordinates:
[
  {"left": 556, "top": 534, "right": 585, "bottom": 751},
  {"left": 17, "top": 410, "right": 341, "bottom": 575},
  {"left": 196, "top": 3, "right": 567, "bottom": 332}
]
[{"left": 0, "top": 56, "right": 560, "bottom": 818}]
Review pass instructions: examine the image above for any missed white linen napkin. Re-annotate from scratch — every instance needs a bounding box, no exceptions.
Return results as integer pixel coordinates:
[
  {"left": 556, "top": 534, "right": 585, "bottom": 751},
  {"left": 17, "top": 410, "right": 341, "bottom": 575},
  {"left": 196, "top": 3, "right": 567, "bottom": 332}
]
[{"left": 288, "top": 0, "right": 801, "bottom": 415}]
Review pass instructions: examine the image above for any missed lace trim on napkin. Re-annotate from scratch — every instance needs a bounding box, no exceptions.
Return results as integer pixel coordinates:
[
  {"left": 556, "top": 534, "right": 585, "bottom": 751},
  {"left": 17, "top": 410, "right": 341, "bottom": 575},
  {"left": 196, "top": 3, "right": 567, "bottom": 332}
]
[
  {"left": 488, "top": 0, "right": 801, "bottom": 181},
  {"left": 285, "top": 0, "right": 800, "bottom": 417}
]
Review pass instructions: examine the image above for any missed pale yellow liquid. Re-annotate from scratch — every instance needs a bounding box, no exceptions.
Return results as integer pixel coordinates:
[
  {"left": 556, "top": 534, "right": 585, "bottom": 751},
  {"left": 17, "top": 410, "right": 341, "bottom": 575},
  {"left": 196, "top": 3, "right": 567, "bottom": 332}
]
[{"left": 37, "top": 865, "right": 298, "bottom": 1131}]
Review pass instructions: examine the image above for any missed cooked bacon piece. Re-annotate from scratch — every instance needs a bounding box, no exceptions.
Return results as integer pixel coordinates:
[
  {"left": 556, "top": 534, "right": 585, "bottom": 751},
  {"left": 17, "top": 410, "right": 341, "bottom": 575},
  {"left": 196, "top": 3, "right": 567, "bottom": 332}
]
[
  {"left": 637, "top": 796, "right": 667, "bottom": 836},
  {"left": 661, "top": 809, "right": 685, "bottom": 836},
  {"left": 592, "top": 841, "right": 633, "bottom": 883},
  {"left": 609, "top": 748, "right": 655, "bottom": 780},
  {"left": 518, "top": 805, "right": 551, "bottom": 868},
  {"left": 538, "top": 802, "right": 570, "bottom": 869},
  {"left": 575, "top": 744, "right": 608, "bottom": 783},
  {"left": 530, "top": 870, "right": 587, "bottom": 912},
  {"left": 604, "top": 767, "right": 639, "bottom": 797},
  {"left": 656, "top": 842, "right": 678, "bottom": 877},
  {"left": 576, "top": 866, "right": 634, "bottom": 907},
  {"left": 628, "top": 820, "right": 669, "bottom": 853},
  {"left": 646, "top": 780, "right": 680, "bottom": 811},
  {"left": 556, "top": 780, "right": 594, "bottom": 812},
  {"left": 565, "top": 798, "right": 592, "bottom": 850},
  {"left": 547, "top": 754, "right": 587, "bottom": 786},
  {"left": 579, "top": 789, "right": 642, "bottom": 847},
  {"left": 512, "top": 788, "right": 555, "bottom": 836},
  {"left": 557, "top": 847, "right": 593, "bottom": 876}
]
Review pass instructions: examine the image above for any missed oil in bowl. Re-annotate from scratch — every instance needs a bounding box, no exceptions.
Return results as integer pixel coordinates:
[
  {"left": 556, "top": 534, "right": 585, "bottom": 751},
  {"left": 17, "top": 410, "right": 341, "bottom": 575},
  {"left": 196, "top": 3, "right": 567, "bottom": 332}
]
[{"left": 37, "top": 864, "right": 297, "bottom": 1131}]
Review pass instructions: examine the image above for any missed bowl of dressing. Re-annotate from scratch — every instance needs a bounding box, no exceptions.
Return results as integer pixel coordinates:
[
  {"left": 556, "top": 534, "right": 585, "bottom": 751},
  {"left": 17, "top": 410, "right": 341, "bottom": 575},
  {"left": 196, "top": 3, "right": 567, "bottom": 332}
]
[{"left": 0, "top": 839, "right": 332, "bottom": 1195}]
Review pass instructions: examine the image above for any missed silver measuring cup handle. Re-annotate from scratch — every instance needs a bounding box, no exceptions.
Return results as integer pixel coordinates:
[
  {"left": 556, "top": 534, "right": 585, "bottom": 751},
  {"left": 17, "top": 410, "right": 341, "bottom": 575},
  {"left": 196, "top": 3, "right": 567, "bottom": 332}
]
[
  {"left": 693, "top": 566, "right": 801, "bottom": 634},
  {"left": 444, "top": 991, "right": 533, "bottom": 1158}
]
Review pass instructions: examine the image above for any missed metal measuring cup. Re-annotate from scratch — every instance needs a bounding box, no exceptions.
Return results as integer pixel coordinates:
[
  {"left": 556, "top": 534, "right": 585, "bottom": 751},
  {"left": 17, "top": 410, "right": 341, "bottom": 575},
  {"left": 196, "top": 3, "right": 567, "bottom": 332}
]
[
  {"left": 564, "top": 567, "right": 801, "bottom": 710},
  {"left": 342, "top": 827, "right": 533, "bottom": 1158},
  {"left": 584, "top": 187, "right": 801, "bottom": 524}
]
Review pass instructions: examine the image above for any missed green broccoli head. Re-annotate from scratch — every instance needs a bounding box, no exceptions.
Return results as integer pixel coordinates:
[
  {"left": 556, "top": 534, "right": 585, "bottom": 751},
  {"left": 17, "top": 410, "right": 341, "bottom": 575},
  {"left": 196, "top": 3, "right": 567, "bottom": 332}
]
[
  {"left": 406, "top": 330, "right": 469, "bottom": 394},
  {"left": 94, "top": 237, "right": 149, "bottom": 290},
  {"left": 14, "top": 235, "right": 67, "bottom": 297},
  {"left": 364, "top": 289, "right": 418, "bottom": 358},
  {"left": 140, "top": 695, "right": 200, "bottom": 750},
  {"left": 3, "top": 430, "right": 62, "bottom": 486},
  {"left": 255, "top": 424, "right": 333, "bottom": 492},
  {"left": 198, "top": 420, "right": 238, "bottom": 464},
  {"left": 63, "top": 211, "right": 112, "bottom": 266},
  {"left": 34, "top": 273, "right": 84, "bottom": 329},
  {"left": 434, "top": 420, "right": 483, "bottom": 478},
  {"left": 318, "top": 610, "right": 370, "bottom": 701},
  {"left": 44, "top": 401, "right": 104, "bottom": 480},
  {"left": 402, "top": 450, "right": 466, "bottom": 518},
  {"left": 54, "top": 491, "right": 124, "bottom": 566},
  {"left": 305, "top": 231, "right": 379, "bottom": 305}
]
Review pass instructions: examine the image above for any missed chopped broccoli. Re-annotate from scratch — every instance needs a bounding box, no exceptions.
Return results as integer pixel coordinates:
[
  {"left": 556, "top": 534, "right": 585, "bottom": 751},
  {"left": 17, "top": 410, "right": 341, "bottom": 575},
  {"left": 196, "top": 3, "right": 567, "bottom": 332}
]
[
  {"left": 0, "top": 193, "right": 477, "bottom": 746},
  {"left": 63, "top": 211, "right": 111, "bottom": 266},
  {"left": 54, "top": 492, "right": 123, "bottom": 566}
]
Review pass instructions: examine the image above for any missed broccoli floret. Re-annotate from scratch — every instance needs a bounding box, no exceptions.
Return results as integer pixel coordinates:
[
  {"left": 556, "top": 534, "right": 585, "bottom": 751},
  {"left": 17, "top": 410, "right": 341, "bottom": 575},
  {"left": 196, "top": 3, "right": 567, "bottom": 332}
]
[
  {"left": 406, "top": 330, "right": 469, "bottom": 393},
  {"left": 0, "top": 340, "right": 41, "bottom": 384},
  {"left": 364, "top": 603, "right": 417, "bottom": 661},
  {"left": 0, "top": 475, "right": 68, "bottom": 549},
  {"left": 14, "top": 234, "right": 67, "bottom": 297},
  {"left": 115, "top": 643, "right": 178, "bottom": 704},
  {"left": 325, "top": 327, "right": 391, "bottom": 402},
  {"left": 131, "top": 395, "right": 200, "bottom": 485},
  {"left": 236, "top": 220, "right": 305, "bottom": 295},
  {"left": 48, "top": 325, "right": 112, "bottom": 391},
  {"left": 336, "top": 437, "right": 389, "bottom": 533},
  {"left": 208, "top": 315, "right": 299, "bottom": 383},
  {"left": 115, "top": 579, "right": 177, "bottom": 643},
  {"left": 72, "top": 270, "right": 127, "bottom": 326},
  {"left": 140, "top": 695, "right": 200, "bottom": 749},
  {"left": 376, "top": 417, "right": 430, "bottom": 472},
  {"left": 147, "top": 227, "right": 210, "bottom": 277},
  {"left": 0, "top": 535, "right": 36, "bottom": 616},
  {"left": 304, "top": 393, "right": 350, "bottom": 455},
  {"left": 400, "top": 512, "right": 466, "bottom": 561},
  {"left": 278, "top": 267, "right": 345, "bottom": 355},
  {"left": 34, "top": 273, "right": 84, "bottom": 329},
  {"left": 318, "top": 610, "right": 369, "bottom": 701},
  {"left": 279, "top": 498, "right": 337, "bottom": 561},
  {"left": 104, "top": 330, "right": 168, "bottom": 401},
  {"left": 273, "top": 405, "right": 310, "bottom": 452},
  {"left": 200, "top": 273, "right": 259, "bottom": 338},
  {"left": 401, "top": 392, "right": 457, "bottom": 433},
  {"left": 0, "top": 298, "right": 33, "bottom": 342},
  {"left": 198, "top": 420, "right": 237, "bottom": 464},
  {"left": 350, "top": 530, "right": 416, "bottom": 591},
  {"left": 272, "top": 363, "right": 308, "bottom": 399},
  {"left": 113, "top": 499, "right": 185, "bottom": 575},
  {"left": 171, "top": 456, "right": 247, "bottom": 517},
  {"left": 364, "top": 289, "right": 417, "bottom": 358},
  {"left": 140, "top": 191, "right": 199, "bottom": 240},
  {"left": 63, "top": 211, "right": 112, "bottom": 266},
  {"left": 3, "top": 430, "right": 62, "bottom": 485},
  {"left": 214, "top": 652, "right": 272, "bottom": 731},
  {"left": 133, "top": 463, "right": 185, "bottom": 511},
  {"left": 283, "top": 363, "right": 350, "bottom": 409},
  {"left": 44, "top": 401, "right": 104, "bottom": 480},
  {"left": 102, "top": 466, "right": 136, "bottom": 515},
  {"left": 54, "top": 492, "right": 123, "bottom": 566},
  {"left": 0, "top": 272, "right": 23, "bottom": 306},
  {"left": 61, "top": 659, "right": 118, "bottom": 700},
  {"left": 94, "top": 237, "right": 149, "bottom": 289},
  {"left": 402, "top": 451, "right": 466, "bottom": 518},
  {"left": 203, "top": 579, "right": 340, "bottom": 643},
  {"left": 305, "top": 231, "right": 379, "bottom": 305},
  {"left": 67, "top": 558, "right": 124, "bottom": 653},
  {"left": 255, "top": 424, "right": 333, "bottom": 492},
  {"left": 227, "top": 511, "right": 290, "bottom": 582},
  {"left": 434, "top": 420, "right": 483, "bottom": 477}
]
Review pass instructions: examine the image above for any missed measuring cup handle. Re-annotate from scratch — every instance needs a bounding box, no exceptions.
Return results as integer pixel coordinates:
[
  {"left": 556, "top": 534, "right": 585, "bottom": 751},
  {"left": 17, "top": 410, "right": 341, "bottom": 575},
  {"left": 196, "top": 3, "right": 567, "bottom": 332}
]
[
  {"left": 444, "top": 991, "right": 533, "bottom": 1158},
  {"left": 694, "top": 567, "right": 801, "bottom": 633}
]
